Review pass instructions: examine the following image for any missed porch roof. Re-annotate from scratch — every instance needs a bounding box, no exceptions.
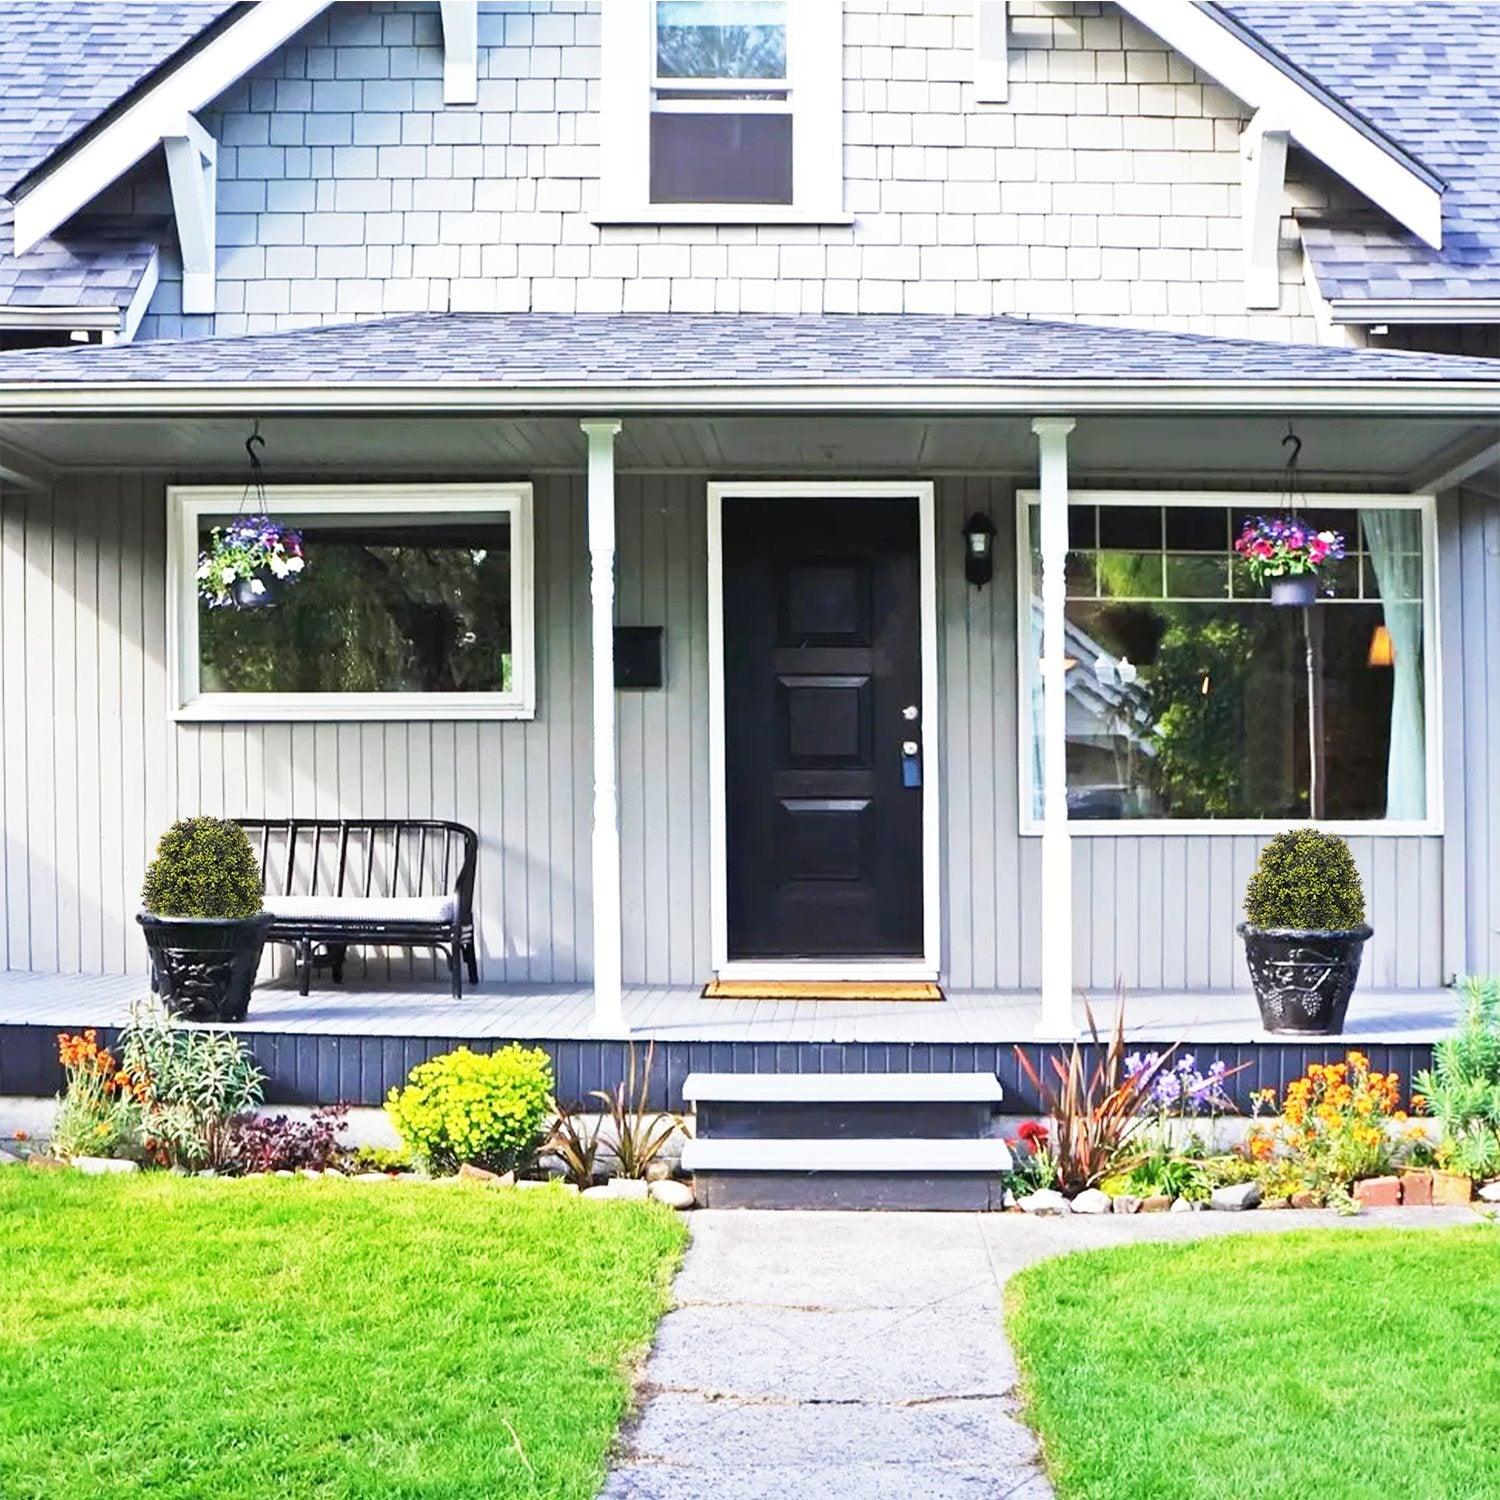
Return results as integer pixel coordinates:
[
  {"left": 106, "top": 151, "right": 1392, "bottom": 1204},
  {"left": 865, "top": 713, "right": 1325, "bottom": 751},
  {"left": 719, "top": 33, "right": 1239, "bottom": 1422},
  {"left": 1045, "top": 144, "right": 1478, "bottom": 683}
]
[{"left": 5, "top": 313, "right": 1500, "bottom": 414}]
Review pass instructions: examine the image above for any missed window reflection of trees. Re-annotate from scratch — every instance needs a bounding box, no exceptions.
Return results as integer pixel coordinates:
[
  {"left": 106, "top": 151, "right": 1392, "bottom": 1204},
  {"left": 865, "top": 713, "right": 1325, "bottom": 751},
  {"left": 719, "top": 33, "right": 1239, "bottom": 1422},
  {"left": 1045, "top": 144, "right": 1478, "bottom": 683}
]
[{"left": 199, "top": 524, "right": 513, "bottom": 695}]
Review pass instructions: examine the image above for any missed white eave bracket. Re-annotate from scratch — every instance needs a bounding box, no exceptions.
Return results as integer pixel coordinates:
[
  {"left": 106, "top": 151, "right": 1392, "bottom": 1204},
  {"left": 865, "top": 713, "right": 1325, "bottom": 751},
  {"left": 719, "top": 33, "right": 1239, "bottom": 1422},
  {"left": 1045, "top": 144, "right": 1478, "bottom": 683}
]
[
  {"left": 974, "top": 1, "right": 1009, "bottom": 104},
  {"left": 1241, "top": 112, "right": 1289, "bottom": 308},
  {"left": 164, "top": 116, "right": 216, "bottom": 315},
  {"left": 1119, "top": 0, "right": 1443, "bottom": 250},
  {"left": 440, "top": 0, "right": 479, "bottom": 105}
]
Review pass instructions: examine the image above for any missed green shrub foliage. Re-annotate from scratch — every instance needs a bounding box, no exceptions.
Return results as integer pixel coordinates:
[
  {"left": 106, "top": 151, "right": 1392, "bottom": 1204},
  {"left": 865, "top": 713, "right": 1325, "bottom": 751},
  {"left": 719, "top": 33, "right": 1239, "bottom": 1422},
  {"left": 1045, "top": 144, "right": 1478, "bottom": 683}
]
[
  {"left": 1243, "top": 829, "right": 1366, "bottom": 930},
  {"left": 141, "top": 817, "right": 263, "bottom": 919},
  {"left": 386, "top": 1044, "right": 554, "bottom": 1175}
]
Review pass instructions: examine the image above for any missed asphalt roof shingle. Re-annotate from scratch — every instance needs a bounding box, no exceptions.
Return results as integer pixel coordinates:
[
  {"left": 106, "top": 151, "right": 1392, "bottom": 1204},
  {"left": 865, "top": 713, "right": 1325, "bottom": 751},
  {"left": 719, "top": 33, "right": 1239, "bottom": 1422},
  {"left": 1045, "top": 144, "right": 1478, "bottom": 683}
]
[
  {"left": 0, "top": 2, "right": 237, "bottom": 196},
  {"left": 3, "top": 312, "right": 1499, "bottom": 386},
  {"left": 1226, "top": 2, "right": 1500, "bottom": 305},
  {"left": 0, "top": 211, "right": 159, "bottom": 312}
]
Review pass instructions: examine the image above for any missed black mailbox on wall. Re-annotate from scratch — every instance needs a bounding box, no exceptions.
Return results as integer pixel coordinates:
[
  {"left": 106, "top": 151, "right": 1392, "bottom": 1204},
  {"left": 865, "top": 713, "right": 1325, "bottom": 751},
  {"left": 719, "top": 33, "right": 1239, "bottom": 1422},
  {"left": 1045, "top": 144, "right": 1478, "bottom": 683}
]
[{"left": 614, "top": 626, "right": 664, "bottom": 689}]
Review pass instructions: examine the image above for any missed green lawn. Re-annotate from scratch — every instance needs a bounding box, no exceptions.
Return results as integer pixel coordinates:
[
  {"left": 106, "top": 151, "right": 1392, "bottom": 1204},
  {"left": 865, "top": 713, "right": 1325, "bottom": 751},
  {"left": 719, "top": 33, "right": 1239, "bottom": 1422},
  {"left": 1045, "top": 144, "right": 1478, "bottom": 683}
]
[
  {"left": 0, "top": 1172, "right": 686, "bottom": 1500},
  {"left": 1006, "top": 1226, "right": 1500, "bottom": 1500}
]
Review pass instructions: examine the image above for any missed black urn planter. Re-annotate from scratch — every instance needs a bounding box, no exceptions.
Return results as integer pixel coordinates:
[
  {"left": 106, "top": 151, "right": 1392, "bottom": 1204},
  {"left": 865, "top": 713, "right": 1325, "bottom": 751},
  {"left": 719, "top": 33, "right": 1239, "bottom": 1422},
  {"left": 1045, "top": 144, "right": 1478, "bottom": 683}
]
[
  {"left": 137, "top": 912, "right": 273, "bottom": 1024},
  {"left": 229, "top": 568, "right": 280, "bottom": 609},
  {"left": 1238, "top": 922, "right": 1373, "bottom": 1035}
]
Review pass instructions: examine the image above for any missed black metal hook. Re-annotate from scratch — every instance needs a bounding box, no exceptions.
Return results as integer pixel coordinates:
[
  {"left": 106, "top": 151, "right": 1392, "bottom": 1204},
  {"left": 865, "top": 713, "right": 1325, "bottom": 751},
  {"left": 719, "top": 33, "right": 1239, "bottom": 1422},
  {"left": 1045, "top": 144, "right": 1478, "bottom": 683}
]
[
  {"left": 245, "top": 420, "right": 265, "bottom": 476},
  {"left": 1281, "top": 421, "right": 1302, "bottom": 471}
]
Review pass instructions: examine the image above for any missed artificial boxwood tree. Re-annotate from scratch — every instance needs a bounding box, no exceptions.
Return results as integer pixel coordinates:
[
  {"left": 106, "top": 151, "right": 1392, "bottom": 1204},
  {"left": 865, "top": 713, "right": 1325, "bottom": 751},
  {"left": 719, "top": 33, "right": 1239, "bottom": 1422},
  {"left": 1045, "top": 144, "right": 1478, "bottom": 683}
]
[
  {"left": 1244, "top": 829, "right": 1366, "bottom": 931},
  {"left": 142, "top": 818, "right": 263, "bottom": 919}
]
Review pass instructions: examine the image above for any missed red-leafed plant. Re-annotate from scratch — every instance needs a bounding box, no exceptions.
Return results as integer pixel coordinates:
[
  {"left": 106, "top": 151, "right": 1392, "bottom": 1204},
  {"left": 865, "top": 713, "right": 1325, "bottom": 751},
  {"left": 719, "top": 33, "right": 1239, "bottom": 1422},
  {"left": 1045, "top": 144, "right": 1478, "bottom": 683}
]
[{"left": 1013, "top": 998, "right": 1176, "bottom": 1193}]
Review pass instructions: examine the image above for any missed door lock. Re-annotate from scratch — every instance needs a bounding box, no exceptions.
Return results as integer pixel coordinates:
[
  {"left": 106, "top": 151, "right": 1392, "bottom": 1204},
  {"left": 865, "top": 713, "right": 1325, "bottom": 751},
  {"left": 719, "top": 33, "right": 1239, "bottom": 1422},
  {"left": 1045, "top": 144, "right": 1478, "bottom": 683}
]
[
  {"left": 901, "top": 740, "right": 919, "bottom": 757},
  {"left": 901, "top": 704, "right": 919, "bottom": 721}
]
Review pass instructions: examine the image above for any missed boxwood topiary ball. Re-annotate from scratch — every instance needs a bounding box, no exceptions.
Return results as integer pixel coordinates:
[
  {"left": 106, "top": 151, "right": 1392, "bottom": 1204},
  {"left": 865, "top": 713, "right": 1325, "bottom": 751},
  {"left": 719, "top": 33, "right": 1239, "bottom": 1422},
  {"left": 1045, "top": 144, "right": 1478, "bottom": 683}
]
[
  {"left": 1244, "top": 828, "right": 1366, "bottom": 931},
  {"left": 141, "top": 817, "right": 264, "bottom": 919}
]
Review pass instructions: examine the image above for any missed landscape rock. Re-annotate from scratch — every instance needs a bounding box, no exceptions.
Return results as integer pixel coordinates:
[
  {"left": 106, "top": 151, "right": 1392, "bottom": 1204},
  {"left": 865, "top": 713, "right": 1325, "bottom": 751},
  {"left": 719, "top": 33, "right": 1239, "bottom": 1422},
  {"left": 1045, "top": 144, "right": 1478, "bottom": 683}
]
[
  {"left": 1353, "top": 1175, "right": 1401, "bottom": 1209},
  {"left": 1261, "top": 1196, "right": 1291, "bottom": 1210},
  {"left": 457, "top": 1163, "right": 515, "bottom": 1185},
  {"left": 1017, "top": 1189, "right": 1071, "bottom": 1216},
  {"left": 300, "top": 1168, "right": 322, "bottom": 1179},
  {"left": 649, "top": 1178, "right": 695, "bottom": 1210},
  {"left": 1209, "top": 1181, "right": 1263, "bottom": 1212},
  {"left": 1399, "top": 1169, "right": 1433, "bottom": 1207},
  {"left": 72, "top": 1156, "right": 138, "bottom": 1176},
  {"left": 1140, "top": 1195, "right": 1172, "bottom": 1213},
  {"left": 1070, "top": 1188, "right": 1112, "bottom": 1215},
  {"left": 1478, "top": 1181, "right": 1500, "bottom": 1203},
  {"left": 646, "top": 1160, "right": 674, "bottom": 1182},
  {"left": 274, "top": 1169, "right": 294, "bottom": 1178},
  {"left": 608, "top": 1177, "right": 651, "bottom": 1199},
  {"left": 27, "top": 1155, "right": 67, "bottom": 1171},
  {"left": 1431, "top": 1170, "right": 1473, "bottom": 1206},
  {"left": 1290, "top": 1190, "right": 1323, "bottom": 1210},
  {"left": 1112, "top": 1194, "right": 1142, "bottom": 1215},
  {"left": 581, "top": 1184, "right": 616, "bottom": 1200},
  {"left": 353, "top": 1171, "right": 394, "bottom": 1182},
  {"left": 1170, "top": 1197, "right": 1204, "bottom": 1213},
  {"left": 0, "top": 1148, "right": 23, "bottom": 1167}
]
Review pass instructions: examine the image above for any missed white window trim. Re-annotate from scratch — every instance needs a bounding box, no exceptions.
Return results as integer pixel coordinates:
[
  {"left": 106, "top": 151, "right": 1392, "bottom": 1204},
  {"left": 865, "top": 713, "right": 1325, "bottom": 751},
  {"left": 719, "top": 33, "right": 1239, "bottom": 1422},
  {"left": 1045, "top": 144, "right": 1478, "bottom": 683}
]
[
  {"left": 167, "top": 483, "right": 535, "bottom": 722},
  {"left": 596, "top": 0, "right": 846, "bottom": 226},
  {"left": 1014, "top": 489, "right": 1442, "bottom": 838}
]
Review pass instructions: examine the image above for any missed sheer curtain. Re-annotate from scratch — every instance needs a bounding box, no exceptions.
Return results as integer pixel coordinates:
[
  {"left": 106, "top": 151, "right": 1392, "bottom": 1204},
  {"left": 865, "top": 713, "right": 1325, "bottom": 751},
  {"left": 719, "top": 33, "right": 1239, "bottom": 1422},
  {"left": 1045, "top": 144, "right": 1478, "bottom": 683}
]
[{"left": 1361, "top": 508, "right": 1425, "bottom": 820}]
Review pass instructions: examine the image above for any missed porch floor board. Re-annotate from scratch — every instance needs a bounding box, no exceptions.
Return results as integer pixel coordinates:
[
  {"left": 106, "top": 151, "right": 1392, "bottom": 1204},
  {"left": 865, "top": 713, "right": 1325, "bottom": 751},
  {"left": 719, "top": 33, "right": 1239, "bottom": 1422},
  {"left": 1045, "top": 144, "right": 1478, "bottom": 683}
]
[{"left": 0, "top": 969, "right": 1459, "bottom": 1044}]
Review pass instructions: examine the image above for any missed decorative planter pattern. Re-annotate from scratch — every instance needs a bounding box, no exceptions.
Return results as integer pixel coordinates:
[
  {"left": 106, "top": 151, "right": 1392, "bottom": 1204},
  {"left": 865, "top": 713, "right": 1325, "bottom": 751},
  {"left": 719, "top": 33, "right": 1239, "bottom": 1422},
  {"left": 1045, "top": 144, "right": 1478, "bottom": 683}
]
[
  {"left": 1269, "top": 573, "right": 1320, "bottom": 607},
  {"left": 137, "top": 913, "right": 273, "bottom": 1024},
  {"left": 1239, "top": 923, "right": 1373, "bottom": 1034}
]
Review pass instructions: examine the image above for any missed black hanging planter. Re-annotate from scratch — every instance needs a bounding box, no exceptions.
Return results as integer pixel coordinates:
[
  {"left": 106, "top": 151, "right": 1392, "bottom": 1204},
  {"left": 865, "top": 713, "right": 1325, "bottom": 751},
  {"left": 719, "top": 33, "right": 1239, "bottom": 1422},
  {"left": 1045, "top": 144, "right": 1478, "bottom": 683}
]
[
  {"left": 1238, "top": 923, "right": 1373, "bottom": 1035},
  {"left": 229, "top": 567, "right": 280, "bottom": 609},
  {"left": 137, "top": 913, "right": 273, "bottom": 1024},
  {"left": 1269, "top": 573, "right": 1319, "bottom": 608}
]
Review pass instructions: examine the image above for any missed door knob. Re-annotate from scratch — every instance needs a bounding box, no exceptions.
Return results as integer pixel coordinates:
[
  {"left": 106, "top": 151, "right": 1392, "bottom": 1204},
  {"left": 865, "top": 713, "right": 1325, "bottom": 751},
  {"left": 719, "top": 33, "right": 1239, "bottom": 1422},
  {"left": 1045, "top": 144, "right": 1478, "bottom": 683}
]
[
  {"left": 901, "top": 740, "right": 919, "bottom": 757},
  {"left": 902, "top": 705, "right": 919, "bottom": 721}
]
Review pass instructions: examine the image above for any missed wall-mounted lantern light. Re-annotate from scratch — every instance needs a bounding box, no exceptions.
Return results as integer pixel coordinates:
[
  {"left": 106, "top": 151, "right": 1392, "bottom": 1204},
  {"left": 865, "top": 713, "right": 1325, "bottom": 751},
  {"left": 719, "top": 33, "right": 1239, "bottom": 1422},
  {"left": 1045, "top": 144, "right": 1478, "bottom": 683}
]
[{"left": 962, "top": 511, "right": 996, "bottom": 587}]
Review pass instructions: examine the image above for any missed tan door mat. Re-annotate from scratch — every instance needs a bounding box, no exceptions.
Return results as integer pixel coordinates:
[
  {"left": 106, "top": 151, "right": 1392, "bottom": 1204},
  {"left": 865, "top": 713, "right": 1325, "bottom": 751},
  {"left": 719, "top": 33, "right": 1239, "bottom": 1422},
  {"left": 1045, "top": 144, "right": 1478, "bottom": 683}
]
[{"left": 702, "top": 980, "right": 943, "bottom": 1002}]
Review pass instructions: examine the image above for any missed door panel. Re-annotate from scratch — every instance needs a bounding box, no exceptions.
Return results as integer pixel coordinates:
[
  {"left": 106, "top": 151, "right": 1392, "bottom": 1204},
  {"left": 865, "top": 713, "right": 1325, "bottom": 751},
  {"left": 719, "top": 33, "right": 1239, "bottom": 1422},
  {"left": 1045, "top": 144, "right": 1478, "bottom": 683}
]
[{"left": 723, "top": 495, "right": 924, "bottom": 959}]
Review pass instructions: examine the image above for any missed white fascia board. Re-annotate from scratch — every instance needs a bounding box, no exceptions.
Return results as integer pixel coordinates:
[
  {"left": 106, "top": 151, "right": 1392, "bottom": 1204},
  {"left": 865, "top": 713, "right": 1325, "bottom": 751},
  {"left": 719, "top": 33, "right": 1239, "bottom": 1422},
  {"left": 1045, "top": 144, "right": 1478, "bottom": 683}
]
[
  {"left": 0, "top": 305, "right": 121, "bottom": 331},
  {"left": 8, "top": 380, "right": 1500, "bottom": 418},
  {"left": 1330, "top": 298, "right": 1500, "bottom": 324},
  {"left": 439, "top": 0, "right": 478, "bottom": 105},
  {"left": 1119, "top": 0, "right": 1443, "bottom": 248},
  {"left": 11, "top": 0, "right": 331, "bottom": 254}
]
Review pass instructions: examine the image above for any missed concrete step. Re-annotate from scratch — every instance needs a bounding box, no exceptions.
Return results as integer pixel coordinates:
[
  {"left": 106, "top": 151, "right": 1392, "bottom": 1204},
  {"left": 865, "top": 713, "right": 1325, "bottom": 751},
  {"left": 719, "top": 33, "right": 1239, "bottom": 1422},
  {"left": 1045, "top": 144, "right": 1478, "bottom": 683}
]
[
  {"left": 682, "top": 1136, "right": 1014, "bottom": 1211},
  {"left": 685, "top": 1071, "right": 1005, "bottom": 1142}
]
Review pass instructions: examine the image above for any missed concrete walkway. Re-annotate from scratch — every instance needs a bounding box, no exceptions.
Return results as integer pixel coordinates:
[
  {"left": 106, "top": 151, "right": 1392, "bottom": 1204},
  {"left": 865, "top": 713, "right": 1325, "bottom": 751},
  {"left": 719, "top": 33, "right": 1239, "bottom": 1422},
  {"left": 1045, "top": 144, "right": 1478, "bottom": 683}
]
[{"left": 601, "top": 1206, "right": 1479, "bottom": 1500}]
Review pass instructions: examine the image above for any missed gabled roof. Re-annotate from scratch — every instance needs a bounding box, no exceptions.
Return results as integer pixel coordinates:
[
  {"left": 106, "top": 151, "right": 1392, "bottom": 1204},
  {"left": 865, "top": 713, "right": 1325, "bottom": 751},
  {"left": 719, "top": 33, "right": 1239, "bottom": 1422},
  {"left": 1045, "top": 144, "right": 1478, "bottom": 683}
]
[
  {"left": 3, "top": 311, "right": 1499, "bottom": 396},
  {"left": 1227, "top": 3, "right": 1500, "bottom": 316},
  {"left": 0, "top": 212, "right": 159, "bottom": 322},
  {"left": 0, "top": 3, "right": 238, "bottom": 195}
]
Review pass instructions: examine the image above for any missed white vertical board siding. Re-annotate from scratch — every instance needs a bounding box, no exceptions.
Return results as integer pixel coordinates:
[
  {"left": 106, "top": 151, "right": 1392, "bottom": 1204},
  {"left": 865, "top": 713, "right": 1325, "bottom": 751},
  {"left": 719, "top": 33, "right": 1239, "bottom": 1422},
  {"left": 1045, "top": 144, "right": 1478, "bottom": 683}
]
[
  {"left": 0, "top": 473, "right": 592, "bottom": 983},
  {"left": 1456, "top": 487, "right": 1500, "bottom": 977},
  {"left": 0, "top": 470, "right": 1458, "bottom": 991}
]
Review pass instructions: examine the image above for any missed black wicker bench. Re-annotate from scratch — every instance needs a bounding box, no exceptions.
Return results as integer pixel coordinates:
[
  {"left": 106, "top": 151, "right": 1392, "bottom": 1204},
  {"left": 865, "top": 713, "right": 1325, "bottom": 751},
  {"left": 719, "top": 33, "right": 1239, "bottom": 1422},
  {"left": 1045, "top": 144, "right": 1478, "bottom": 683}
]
[{"left": 236, "top": 818, "right": 479, "bottom": 998}]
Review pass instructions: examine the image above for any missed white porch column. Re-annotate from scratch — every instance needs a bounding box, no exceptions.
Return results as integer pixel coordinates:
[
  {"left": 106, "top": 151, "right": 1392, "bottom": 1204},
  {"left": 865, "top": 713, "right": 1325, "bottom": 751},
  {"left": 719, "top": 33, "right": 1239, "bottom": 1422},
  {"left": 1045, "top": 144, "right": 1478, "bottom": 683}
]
[
  {"left": 582, "top": 420, "right": 625, "bottom": 1033},
  {"left": 1033, "top": 417, "right": 1077, "bottom": 1039}
]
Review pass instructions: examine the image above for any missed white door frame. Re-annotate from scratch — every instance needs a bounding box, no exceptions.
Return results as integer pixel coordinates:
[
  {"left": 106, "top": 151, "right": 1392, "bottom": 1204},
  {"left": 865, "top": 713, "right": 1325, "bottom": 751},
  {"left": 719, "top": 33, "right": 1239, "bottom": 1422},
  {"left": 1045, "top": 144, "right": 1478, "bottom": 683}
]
[{"left": 706, "top": 480, "right": 942, "bottom": 981}]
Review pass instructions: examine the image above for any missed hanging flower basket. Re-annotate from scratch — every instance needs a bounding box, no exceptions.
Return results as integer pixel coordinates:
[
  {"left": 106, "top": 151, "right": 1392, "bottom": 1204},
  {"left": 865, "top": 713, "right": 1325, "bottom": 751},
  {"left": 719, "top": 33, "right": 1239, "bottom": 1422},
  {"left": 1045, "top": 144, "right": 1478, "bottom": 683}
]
[
  {"left": 197, "top": 516, "right": 305, "bottom": 610},
  {"left": 1233, "top": 514, "right": 1345, "bottom": 606}
]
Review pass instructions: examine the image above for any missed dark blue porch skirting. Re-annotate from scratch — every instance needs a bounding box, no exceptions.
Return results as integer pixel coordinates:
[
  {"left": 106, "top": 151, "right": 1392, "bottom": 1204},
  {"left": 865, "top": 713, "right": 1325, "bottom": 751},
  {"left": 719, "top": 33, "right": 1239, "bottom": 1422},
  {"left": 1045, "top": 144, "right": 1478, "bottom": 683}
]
[{"left": 0, "top": 1022, "right": 1438, "bottom": 1113}]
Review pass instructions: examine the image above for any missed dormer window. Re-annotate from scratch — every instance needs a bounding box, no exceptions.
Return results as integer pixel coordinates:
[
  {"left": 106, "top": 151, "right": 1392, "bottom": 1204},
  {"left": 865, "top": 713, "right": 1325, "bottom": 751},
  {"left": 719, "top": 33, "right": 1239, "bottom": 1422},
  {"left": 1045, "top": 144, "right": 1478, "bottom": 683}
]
[{"left": 599, "top": 0, "right": 845, "bottom": 225}]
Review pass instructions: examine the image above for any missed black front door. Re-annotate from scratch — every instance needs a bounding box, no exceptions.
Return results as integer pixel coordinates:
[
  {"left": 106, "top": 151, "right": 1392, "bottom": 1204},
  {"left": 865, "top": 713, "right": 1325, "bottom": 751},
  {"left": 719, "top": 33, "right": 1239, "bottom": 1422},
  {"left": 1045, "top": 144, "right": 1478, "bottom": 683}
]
[{"left": 723, "top": 495, "right": 924, "bottom": 959}]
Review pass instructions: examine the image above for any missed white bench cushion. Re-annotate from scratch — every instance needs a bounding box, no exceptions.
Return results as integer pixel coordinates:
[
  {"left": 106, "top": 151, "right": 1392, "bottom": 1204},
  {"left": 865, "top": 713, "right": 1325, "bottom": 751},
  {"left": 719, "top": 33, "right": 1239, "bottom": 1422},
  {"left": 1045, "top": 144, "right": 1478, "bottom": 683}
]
[{"left": 262, "top": 894, "right": 457, "bottom": 925}]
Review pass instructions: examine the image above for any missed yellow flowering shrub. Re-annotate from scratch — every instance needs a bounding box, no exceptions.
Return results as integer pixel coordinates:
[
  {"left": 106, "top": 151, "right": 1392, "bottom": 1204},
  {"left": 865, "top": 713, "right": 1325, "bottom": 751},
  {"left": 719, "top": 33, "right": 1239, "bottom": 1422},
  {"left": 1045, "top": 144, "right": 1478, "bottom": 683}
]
[
  {"left": 386, "top": 1045, "right": 553, "bottom": 1175},
  {"left": 1258, "top": 1052, "right": 1406, "bottom": 1187}
]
